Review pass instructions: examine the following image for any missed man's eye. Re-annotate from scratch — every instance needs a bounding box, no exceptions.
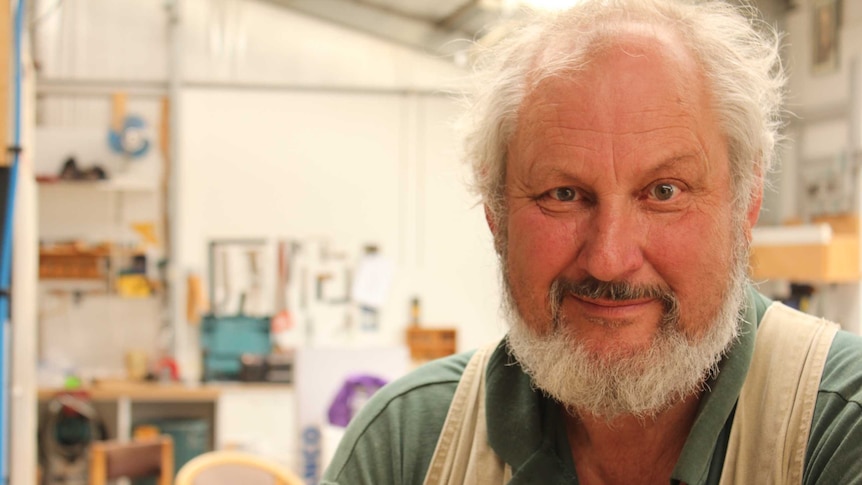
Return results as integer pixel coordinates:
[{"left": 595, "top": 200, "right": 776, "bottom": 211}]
[
  {"left": 650, "top": 183, "right": 678, "bottom": 201},
  {"left": 549, "top": 187, "right": 577, "bottom": 201}
]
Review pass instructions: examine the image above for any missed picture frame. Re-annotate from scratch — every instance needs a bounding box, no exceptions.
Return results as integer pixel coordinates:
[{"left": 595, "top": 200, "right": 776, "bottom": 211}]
[{"left": 812, "top": 0, "right": 840, "bottom": 74}]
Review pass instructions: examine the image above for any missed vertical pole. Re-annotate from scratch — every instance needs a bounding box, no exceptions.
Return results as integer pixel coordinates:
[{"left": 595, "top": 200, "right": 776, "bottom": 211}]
[
  {"left": 0, "top": 12, "right": 12, "bottom": 477},
  {"left": 0, "top": 1, "right": 25, "bottom": 482},
  {"left": 0, "top": 0, "right": 9, "bottom": 169},
  {"left": 166, "top": 0, "right": 187, "bottom": 378}
]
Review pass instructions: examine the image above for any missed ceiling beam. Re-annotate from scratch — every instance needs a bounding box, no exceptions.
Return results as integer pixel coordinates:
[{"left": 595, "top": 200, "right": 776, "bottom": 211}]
[
  {"left": 436, "top": 0, "right": 482, "bottom": 30},
  {"left": 261, "top": 0, "right": 494, "bottom": 59}
]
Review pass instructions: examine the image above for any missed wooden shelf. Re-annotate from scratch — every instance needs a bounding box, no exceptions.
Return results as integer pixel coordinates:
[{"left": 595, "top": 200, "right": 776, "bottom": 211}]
[
  {"left": 37, "top": 381, "right": 292, "bottom": 402},
  {"left": 750, "top": 236, "right": 860, "bottom": 283},
  {"left": 750, "top": 216, "right": 860, "bottom": 283},
  {"left": 40, "top": 243, "right": 109, "bottom": 279},
  {"left": 36, "top": 177, "right": 158, "bottom": 192}
]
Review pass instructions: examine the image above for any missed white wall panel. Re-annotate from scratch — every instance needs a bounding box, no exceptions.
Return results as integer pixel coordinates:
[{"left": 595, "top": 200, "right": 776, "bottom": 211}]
[
  {"left": 178, "top": 88, "right": 502, "bottom": 356},
  {"left": 216, "top": 388, "right": 297, "bottom": 470},
  {"left": 180, "top": 89, "right": 403, "bottom": 262},
  {"left": 181, "top": 0, "right": 466, "bottom": 90},
  {"left": 414, "top": 96, "right": 503, "bottom": 350},
  {"left": 38, "top": 294, "right": 163, "bottom": 379},
  {"left": 33, "top": 0, "right": 168, "bottom": 80}
]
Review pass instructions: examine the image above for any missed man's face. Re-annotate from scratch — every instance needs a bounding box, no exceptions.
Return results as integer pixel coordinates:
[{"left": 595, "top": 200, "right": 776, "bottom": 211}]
[{"left": 498, "top": 32, "right": 761, "bottom": 416}]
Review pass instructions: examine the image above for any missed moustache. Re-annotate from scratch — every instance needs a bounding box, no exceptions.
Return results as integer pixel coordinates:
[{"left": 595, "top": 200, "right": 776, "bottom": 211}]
[{"left": 552, "top": 277, "right": 679, "bottom": 316}]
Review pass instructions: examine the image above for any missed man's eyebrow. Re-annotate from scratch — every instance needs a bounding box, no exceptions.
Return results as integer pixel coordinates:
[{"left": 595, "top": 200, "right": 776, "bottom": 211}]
[
  {"left": 530, "top": 165, "right": 587, "bottom": 184},
  {"left": 642, "top": 153, "right": 708, "bottom": 178}
]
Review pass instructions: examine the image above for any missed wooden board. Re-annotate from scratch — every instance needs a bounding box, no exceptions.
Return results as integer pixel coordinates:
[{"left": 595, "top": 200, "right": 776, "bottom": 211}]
[{"left": 750, "top": 235, "right": 860, "bottom": 283}]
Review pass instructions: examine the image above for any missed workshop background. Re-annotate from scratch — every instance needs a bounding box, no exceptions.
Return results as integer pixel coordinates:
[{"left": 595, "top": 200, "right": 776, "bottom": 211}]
[{"left": 4, "top": 0, "right": 862, "bottom": 484}]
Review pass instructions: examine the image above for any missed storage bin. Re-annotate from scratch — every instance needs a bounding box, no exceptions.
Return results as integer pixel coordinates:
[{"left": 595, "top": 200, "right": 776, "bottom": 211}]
[
  {"left": 133, "top": 418, "right": 210, "bottom": 484},
  {"left": 200, "top": 314, "right": 272, "bottom": 380}
]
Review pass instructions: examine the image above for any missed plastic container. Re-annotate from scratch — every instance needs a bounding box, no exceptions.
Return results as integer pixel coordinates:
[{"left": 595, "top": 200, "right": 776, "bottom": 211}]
[
  {"left": 200, "top": 314, "right": 272, "bottom": 380},
  {"left": 132, "top": 418, "right": 210, "bottom": 484}
]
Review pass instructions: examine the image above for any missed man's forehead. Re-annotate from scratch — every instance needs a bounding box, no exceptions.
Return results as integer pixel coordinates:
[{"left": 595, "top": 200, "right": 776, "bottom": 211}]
[
  {"left": 529, "top": 21, "right": 703, "bottom": 91},
  {"left": 521, "top": 35, "right": 709, "bottom": 126},
  {"left": 509, "top": 25, "right": 724, "bottom": 176}
]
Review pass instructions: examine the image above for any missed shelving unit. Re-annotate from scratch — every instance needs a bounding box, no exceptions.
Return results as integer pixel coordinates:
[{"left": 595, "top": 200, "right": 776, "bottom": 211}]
[
  {"left": 750, "top": 215, "right": 861, "bottom": 284},
  {"left": 37, "top": 179, "right": 163, "bottom": 299},
  {"left": 36, "top": 178, "right": 158, "bottom": 192},
  {"left": 751, "top": 45, "right": 862, "bottom": 332},
  {"left": 34, "top": 105, "right": 170, "bottom": 395}
]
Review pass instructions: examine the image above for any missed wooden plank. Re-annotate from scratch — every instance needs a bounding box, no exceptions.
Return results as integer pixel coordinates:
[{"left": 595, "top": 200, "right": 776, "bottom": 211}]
[
  {"left": 37, "top": 381, "right": 294, "bottom": 402},
  {"left": 161, "top": 437, "right": 174, "bottom": 485},
  {"left": 750, "top": 216, "right": 860, "bottom": 283},
  {"left": 813, "top": 214, "right": 859, "bottom": 235},
  {"left": 38, "top": 383, "right": 222, "bottom": 402},
  {"left": 749, "top": 235, "right": 860, "bottom": 283},
  {"left": 89, "top": 441, "right": 108, "bottom": 485},
  {"left": 111, "top": 92, "right": 128, "bottom": 133},
  {"left": 0, "top": 0, "right": 10, "bottom": 166}
]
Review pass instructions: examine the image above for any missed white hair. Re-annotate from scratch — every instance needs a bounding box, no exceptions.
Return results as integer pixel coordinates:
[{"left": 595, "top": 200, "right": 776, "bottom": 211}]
[{"left": 462, "top": 0, "right": 787, "bottom": 228}]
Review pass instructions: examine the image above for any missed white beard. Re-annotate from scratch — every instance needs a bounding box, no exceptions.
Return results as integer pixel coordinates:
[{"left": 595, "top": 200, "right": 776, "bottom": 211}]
[{"left": 503, "top": 229, "right": 749, "bottom": 420}]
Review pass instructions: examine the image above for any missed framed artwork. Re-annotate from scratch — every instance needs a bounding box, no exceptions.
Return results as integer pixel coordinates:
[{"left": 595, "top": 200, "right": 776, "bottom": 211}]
[{"left": 812, "top": 0, "right": 840, "bottom": 74}]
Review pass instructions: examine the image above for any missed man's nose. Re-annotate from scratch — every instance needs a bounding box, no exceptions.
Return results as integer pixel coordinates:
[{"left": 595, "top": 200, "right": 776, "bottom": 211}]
[{"left": 575, "top": 204, "right": 645, "bottom": 282}]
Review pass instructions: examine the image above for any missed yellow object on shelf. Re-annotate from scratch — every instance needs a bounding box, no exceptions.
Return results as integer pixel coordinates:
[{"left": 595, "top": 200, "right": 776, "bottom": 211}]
[
  {"left": 749, "top": 215, "right": 860, "bottom": 283},
  {"left": 117, "top": 274, "right": 152, "bottom": 298},
  {"left": 131, "top": 221, "right": 159, "bottom": 247}
]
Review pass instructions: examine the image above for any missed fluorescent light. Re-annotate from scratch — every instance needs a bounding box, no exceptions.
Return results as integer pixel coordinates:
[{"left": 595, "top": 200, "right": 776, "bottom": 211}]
[
  {"left": 520, "top": 0, "right": 582, "bottom": 10},
  {"left": 486, "top": 0, "right": 582, "bottom": 14}
]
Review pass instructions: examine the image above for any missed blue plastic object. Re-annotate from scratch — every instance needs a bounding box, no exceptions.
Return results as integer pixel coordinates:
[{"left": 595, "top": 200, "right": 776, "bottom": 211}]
[
  {"left": 108, "top": 115, "right": 151, "bottom": 158},
  {"left": 1, "top": 1, "right": 26, "bottom": 480},
  {"left": 200, "top": 315, "right": 272, "bottom": 381}
]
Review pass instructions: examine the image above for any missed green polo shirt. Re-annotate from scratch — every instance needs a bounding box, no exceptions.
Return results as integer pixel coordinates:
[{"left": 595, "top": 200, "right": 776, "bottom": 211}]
[{"left": 321, "top": 287, "right": 862, "bottom": 484}]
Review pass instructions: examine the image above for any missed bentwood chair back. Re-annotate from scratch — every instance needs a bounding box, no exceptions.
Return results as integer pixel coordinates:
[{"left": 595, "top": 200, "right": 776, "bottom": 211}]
[{"left": 175, "top": 450, "right": 303, "bottom": 485}]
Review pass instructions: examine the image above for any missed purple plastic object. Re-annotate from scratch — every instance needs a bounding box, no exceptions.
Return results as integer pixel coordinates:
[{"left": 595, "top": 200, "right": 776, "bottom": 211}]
[{"left": 327, "top": 374, "right": 388, "bottom": 427}]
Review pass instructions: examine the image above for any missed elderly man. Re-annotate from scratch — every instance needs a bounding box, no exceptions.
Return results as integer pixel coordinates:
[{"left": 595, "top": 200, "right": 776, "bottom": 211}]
[{"left": 322, "top": 0, "right": 862, "bottom": 483}]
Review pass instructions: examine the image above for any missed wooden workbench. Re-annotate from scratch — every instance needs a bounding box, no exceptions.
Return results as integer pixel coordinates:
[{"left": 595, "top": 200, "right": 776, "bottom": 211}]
[
  {"left": 38, "top": 379, "right": 292, "bottom": 400},
  {"left": 39, "top": 381, "right": 220, "bottom": 402},
  {"left": 38, "top": 380, "right": 294, "bottom": 445}
]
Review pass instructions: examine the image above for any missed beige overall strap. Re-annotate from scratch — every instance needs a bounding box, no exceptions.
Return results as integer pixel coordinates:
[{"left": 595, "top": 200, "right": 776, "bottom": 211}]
[
  {"left": 719, "top": 303, "right": 839, "bottom": 485},
  {"left": 423, "top": 341, "right": 512, "bottom": 485}
]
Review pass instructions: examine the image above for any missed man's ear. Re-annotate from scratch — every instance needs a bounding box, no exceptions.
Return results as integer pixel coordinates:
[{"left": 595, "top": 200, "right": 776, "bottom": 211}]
[
  {"left": 484, "top": 204, "right": 497, "bottom": 236},
  {"left": 485, "top": 204, "right": 506, "bottom": 256},
  {"left": 745, "top": 179, "right": 764, "bottom": 241}
]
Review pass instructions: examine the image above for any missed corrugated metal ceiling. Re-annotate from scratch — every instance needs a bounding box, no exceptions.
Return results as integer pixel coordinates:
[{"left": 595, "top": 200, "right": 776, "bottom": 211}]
[
  {"left": 262, "top": 0, "right": 507, "bottom": 61},
  {"left": 262, "top": 0, "right": 787, "bottom": 63}
]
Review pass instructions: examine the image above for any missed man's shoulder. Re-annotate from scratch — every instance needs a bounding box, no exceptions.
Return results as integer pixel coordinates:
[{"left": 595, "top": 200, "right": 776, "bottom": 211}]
[
  {"left": 821, "top": 329, "right": 862, "bottom": 403},
  {"left": 348, "top": 349, "right": 475, "bottom": 429},
  {"left": 804, "top": 330, "right": 862, "bottom": 483},
  {"left": 761, "top": 301, "right": 862, "bottom": 402},
  {"left": 381, "top": 349, "right": 475, "bottom": 398}
]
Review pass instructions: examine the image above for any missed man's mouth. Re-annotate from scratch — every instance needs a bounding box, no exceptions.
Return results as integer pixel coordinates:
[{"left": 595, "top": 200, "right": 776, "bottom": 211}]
[{"left": 572, "top": 294, "right": 656, "bottom": 308}]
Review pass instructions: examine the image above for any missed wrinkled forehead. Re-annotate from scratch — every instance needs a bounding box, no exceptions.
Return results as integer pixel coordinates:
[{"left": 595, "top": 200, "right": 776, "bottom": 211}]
[
  {"left": 509, "top": 24, "right": 724, "bottom": 174},
  {"left": 518, "top": 24, "right": 714, "bottom": 130}
]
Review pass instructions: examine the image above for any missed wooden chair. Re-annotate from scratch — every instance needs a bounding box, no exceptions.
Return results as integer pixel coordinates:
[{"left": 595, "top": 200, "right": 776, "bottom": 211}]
[
  {"left": 89, "top": 436, "right": 174, "bottom": 485},
  {"left": 175, "top": 450, "right": 303, "bottom": 485}
]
